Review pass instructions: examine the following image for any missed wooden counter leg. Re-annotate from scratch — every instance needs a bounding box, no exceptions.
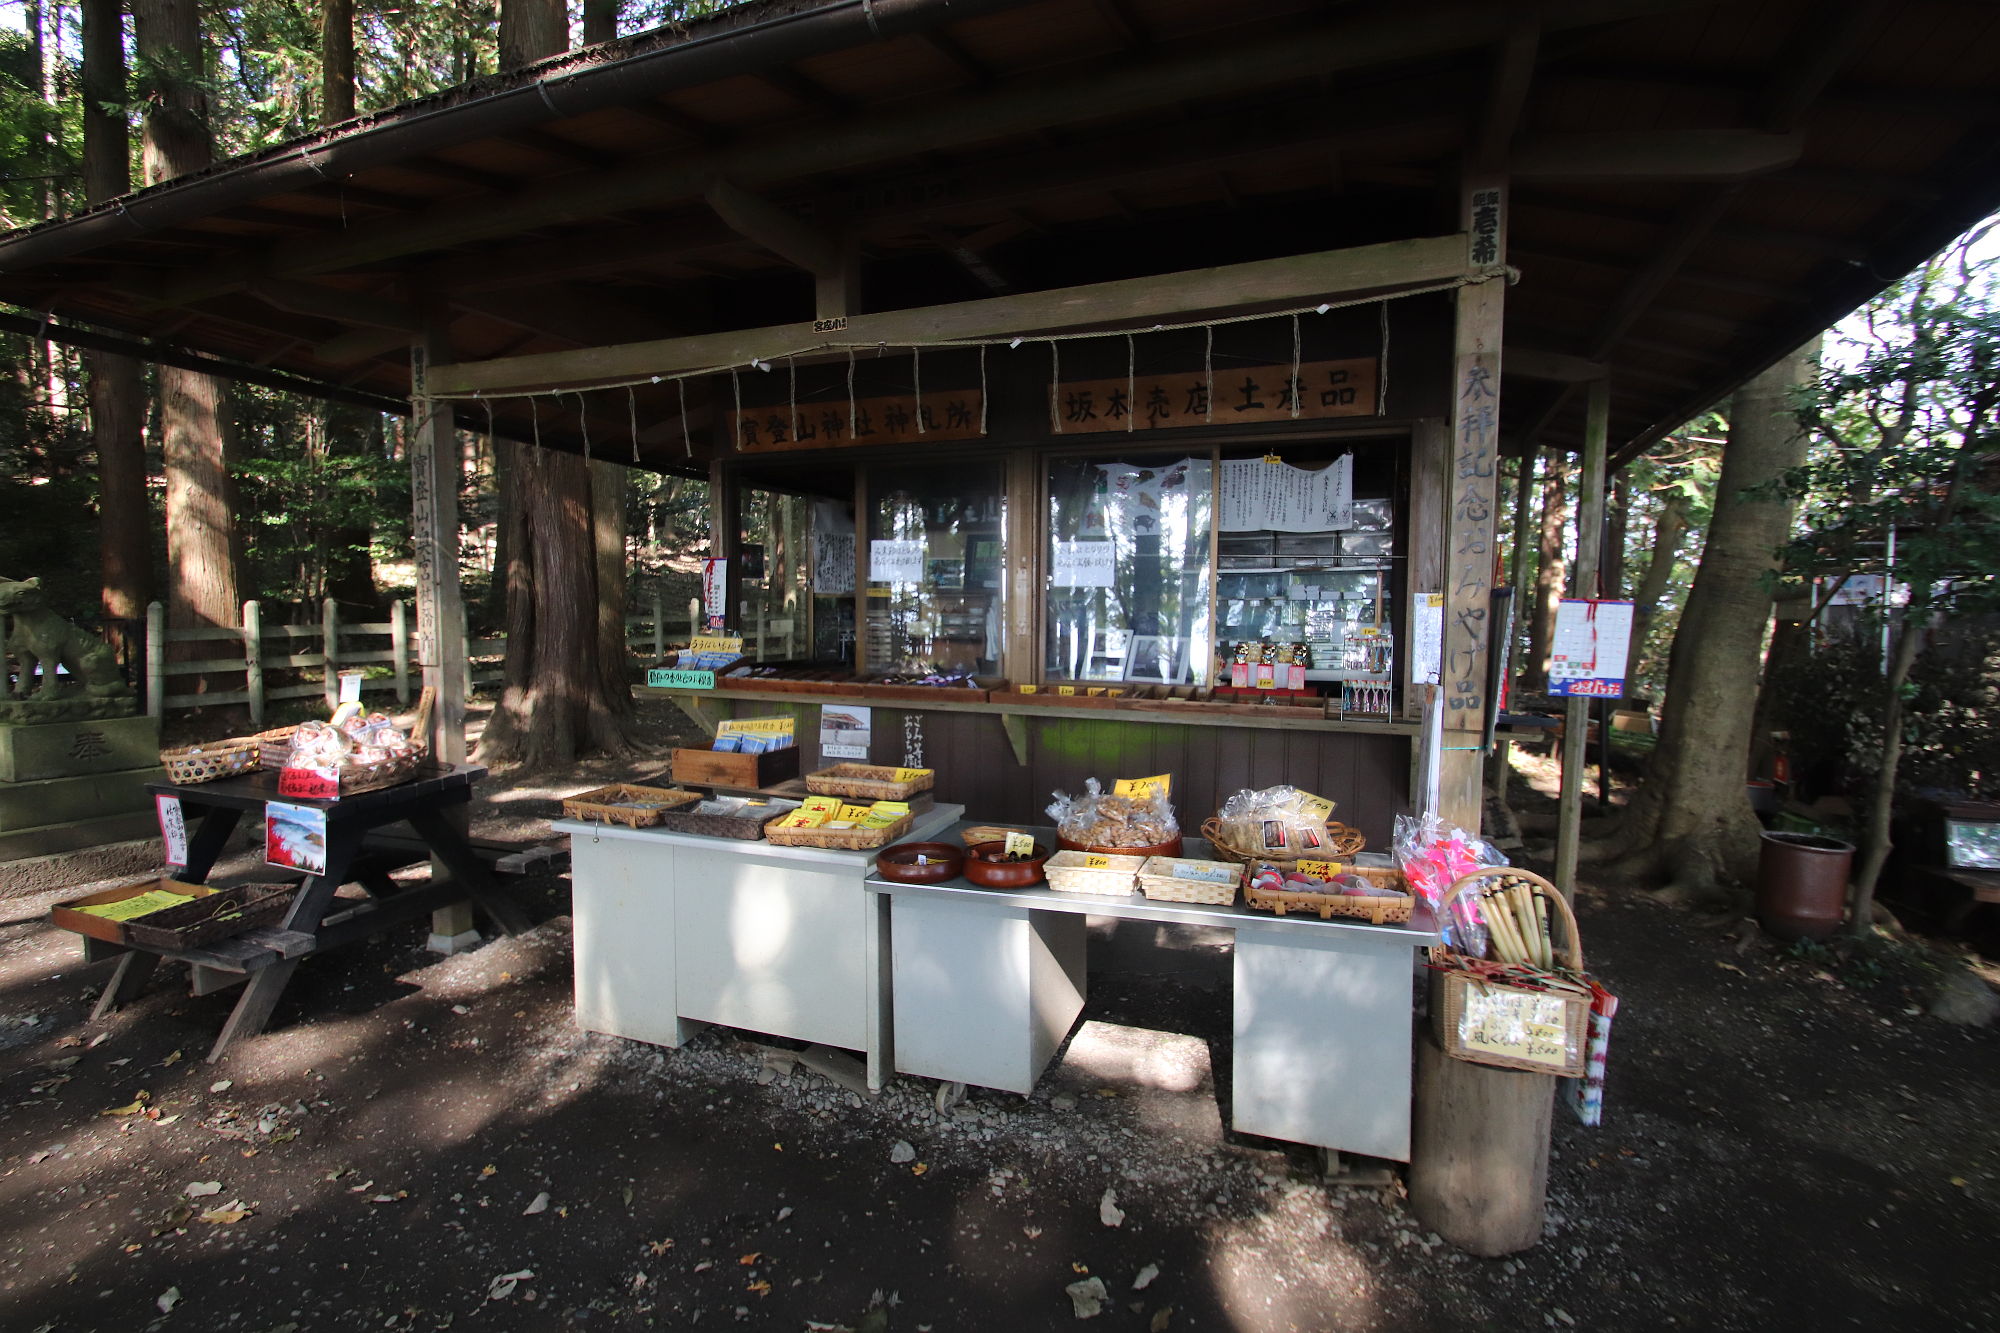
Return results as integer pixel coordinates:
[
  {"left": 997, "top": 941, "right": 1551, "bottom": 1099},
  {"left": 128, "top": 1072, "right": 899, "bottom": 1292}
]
[
  {"left": 1409, "top": 1032, "right": 1553, "bottom": 1256},
  {"left": 91, "top": 951, "right": 160, "bottom": 1020},
  {"left": 207, "top": 959, "right": 302, "bottom": 1063}
]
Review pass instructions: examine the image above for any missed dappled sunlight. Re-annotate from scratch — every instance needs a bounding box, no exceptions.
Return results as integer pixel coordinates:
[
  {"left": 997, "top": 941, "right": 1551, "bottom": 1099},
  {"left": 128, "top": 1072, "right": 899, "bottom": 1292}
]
[{"left": 1205, "top": 1195, "right": 1386, "bottom": 1331}]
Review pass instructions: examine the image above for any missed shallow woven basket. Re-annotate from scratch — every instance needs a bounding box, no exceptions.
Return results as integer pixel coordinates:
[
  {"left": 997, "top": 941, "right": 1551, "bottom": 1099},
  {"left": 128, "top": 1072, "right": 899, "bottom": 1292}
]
[
  {"left": 1244, "top": 862, "right": 1414, "bottom": 924},
  {"left": 1200, "top": 816, "right": 1366, "bottom": 866},
  {"left": 764, "top": 812, "right": 914, "bottom": 850},
  {"left": 1135, "top": 855, "right": 1242, "bottom": 906},
  {"left": 251, "top": 726, "right": 299, "bottom": 770},
  {"left": 127, "top": 883, "right": 294, "bottom": 952},
  {"left": 562, "top": 784, "right": 702, "bottom": 828},
  {"left": 1430, "top": 867, "right": 1590, "bottom": 1077},
  {"left": 161, "top": 739, "right": 261, "bottom": 785},
  {"left": 804, "top": 763, "right": 935, "bottom": 801}
]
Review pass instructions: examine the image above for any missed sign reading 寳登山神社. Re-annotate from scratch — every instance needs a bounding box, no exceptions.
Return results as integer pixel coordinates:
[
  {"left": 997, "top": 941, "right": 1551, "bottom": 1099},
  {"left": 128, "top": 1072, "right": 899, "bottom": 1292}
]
[
  {"left": 1051, "top": 359, "right": 1376, "bottom": 435},
  {"left": 727, "top": 390, "right": 987, "bottom": 452}
]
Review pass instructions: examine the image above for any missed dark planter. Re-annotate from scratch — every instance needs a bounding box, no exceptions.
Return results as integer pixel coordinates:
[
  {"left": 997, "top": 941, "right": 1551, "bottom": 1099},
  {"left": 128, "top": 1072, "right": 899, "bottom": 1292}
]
[{"left": 1756, "top": 831, "right": 1853, "bottom": 941}]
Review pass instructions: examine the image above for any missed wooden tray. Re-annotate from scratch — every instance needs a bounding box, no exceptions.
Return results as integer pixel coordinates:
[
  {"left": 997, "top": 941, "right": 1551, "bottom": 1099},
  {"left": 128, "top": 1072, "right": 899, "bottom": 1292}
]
[
  {"left": 127, "top": 883, "right": 295, "bottom": 951},
  {"left": 562, "top": 783, "right": 703, "bottom": 828},
  {"left": 805, "top": 763, "right": 935, "bottom": 801},
  {"left": 764, "top": 812, "right": 914, "bottom": 850},
  {"left": 52, "top": 878, "right": 216, "bottom": 945},
  {"left": 671, "top": 746, "right": 802, "bottom": 790}
]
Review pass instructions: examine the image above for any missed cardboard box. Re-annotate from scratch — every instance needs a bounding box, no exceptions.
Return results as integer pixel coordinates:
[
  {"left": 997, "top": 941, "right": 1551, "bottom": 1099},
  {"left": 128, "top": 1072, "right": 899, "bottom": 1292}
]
[{"left": 670, "top": 746, "right": 801, "bottom": 791}]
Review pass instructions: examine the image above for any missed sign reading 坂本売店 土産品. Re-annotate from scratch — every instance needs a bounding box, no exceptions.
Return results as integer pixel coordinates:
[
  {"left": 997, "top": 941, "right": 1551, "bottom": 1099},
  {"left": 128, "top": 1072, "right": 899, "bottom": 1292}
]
[
  {"left": 1049, "top": 358, "right": 1377, "bottom": 434},
  {"left": 727, "top": 390, "right": 987, "bottom": 451}
]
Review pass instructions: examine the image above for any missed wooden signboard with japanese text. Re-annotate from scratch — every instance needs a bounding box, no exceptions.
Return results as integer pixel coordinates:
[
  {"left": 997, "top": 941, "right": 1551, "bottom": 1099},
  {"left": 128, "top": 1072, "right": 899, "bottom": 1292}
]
[
  {"left": 728, "top": 390, "right": 986, "bottom": 452},
  {"left": 1049, "top": 358, "right": 1376, "bottom": 435}
]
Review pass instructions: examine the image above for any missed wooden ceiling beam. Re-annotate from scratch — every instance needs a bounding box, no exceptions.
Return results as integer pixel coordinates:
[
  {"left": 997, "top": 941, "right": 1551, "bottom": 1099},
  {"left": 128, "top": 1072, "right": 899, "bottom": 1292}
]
[
  {"left": 425, "top": 212, "right": 746, "bottom": 293},
  {"left": 927, "top": 224, "right": 1009, "bottom": 293},
  {"left": 503, "top": 127, "right": 622, "bottom": 172},
  {"left": 1510, "top": 129, "right": 1803, "bottom": 181},
  {"left": 1474, "top": 15, "right": 1541, "bottom": 172},
  {"left": 246, "top": 278, "right": 422, "bottom": 333},
  {"left": 921, "top": 31, "right": 992, "bottom": 87},
  {"left": 1504, "top": 344, "right": 1605, "bottom": 382},
  {"left": 623, "top": 100, "right": 729, "bottom": 146},
  {"left": 1513, "top": 194, "right": 1870, "bottom": 260},
  {"left": 410, "top": 155, "right": 517, "bottom": 192},
  {"left": 1093, "top": 0, "right": 1148, "bottom": 48},
  {"left": 761, "top": 66, "right": 850, "bottom": 117},
  {"left": 703, "top": 177, "right": 844, "bottom": 276}
]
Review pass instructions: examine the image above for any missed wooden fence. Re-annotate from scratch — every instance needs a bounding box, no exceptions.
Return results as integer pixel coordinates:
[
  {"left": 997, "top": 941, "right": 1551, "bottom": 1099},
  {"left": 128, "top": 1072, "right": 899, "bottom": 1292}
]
[{"left": 144, "top": 592, "right": 684, "bottom": 723}]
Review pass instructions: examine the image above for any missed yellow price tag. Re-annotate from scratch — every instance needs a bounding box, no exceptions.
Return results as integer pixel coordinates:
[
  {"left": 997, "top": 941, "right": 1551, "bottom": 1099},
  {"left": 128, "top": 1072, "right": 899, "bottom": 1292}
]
[
  {"left": 1086, "top": 687, "right": 1106, "bottom": 697},
  {"left": 1295, "top": 793, "right": 1334, "bottom": 821},
  {"left": 1018, "top": 684, "right": 1039, "bottom": 695},
  {"left": 1003, "top": 831, "right": 1036, "bottom": 857},
  {"left": 892, "top": 767, "right": 932, "bottom": 783},
  {"left": 689, "top": 635, "right": 744, "bottom": 654},
  {"left": 800, "top": 796, "right": 841, "bottom": 816},
  {"left": 836, "top": 803, "right": 874, "bottom": 822},
  {"left": 1082, "top": 854, "right": 1111, "bottom": 869},
  {"left": 872, "top": 800, "right": 911, "bottom": 818},
  {"left": 1056, "top": 685, "right": 1076, "bottom": 696},
  {"left": 1113, "top": 774, "right": 1173, "bottom": 799},
  {"left": 1296, "top": 859, "right": 1343, "bottom": 880}
]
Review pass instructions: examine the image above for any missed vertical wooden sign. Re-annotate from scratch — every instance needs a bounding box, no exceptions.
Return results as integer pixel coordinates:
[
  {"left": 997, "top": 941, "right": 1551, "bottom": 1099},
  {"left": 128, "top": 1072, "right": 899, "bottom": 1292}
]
[{"left": 409, "top": 343, "right": 468, "bottom": 763}]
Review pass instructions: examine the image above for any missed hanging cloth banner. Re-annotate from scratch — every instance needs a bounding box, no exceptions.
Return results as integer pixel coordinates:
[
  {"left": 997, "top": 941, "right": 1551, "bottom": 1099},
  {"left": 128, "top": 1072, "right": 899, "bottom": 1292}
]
[{"left": 1218, "top": 455, "right": 1354, "bottom": 532}]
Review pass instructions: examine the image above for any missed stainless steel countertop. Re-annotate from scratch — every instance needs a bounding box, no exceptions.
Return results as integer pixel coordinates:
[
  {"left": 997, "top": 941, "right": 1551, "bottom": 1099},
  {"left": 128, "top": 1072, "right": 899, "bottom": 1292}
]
[
  {"left": 554, "top": 803, "right": 966, "bottom": 866},
  {"left": 863, "top": 822, "right": 1437, "bottom": 945}
]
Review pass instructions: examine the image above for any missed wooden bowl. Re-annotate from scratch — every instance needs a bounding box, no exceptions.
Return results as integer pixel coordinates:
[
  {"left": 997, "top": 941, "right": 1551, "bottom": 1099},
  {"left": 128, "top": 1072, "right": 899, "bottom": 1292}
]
[
  {"left": 875, "top": 842, "right": 966, "bottom": 884},
  {"left": 964, "top": 840, "right": 1051, "bottom": 888},
  {"left": 1057, "top": 833, "right": 1184, "bottom": 859}
]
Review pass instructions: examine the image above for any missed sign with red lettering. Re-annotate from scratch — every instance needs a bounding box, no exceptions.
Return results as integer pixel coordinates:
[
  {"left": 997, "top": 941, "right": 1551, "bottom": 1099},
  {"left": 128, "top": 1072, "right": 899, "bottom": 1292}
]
[{"left": 277, "top": 766, "right": 340, "bottom": 800}]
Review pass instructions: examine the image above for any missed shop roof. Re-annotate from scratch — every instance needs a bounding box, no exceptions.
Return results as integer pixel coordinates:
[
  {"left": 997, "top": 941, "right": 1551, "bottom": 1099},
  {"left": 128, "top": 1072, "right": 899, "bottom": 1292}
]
[{"left": 1, "top": 0, "right": 1996, "bottom": 468}]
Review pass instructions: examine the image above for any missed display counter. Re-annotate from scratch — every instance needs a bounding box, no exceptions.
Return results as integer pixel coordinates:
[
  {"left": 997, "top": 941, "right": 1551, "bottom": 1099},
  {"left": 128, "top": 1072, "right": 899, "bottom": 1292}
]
[
  {"left": 554, "top": 802, "right": 964, "bottom": 1089},
  {"left": 865, "top": 823, "right": 1437, "bottom": 1162}
]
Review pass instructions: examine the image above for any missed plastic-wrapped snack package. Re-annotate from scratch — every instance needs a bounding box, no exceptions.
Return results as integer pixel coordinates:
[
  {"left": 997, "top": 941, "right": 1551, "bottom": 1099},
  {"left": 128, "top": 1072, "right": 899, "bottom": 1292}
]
[
  {"left": 285, "top": 720, "right": 349, "bottom": 770},
  {"left": 1214, "top": 784, "right": 1339, "bottom": 856},
  {"left": 1393, "top": 811, "right": 1503, "bottom": 957},
  {"left": 1046, "top": 778, "right": 1179, "bottom": 849}
]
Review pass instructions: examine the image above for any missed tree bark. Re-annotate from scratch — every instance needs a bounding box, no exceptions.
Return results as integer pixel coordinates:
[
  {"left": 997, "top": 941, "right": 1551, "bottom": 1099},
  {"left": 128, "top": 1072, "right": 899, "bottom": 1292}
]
[
  {"left": 1612, "top": 343, "right": 1819, "bottom": 898},
  {"left": 583, "top": 0, "right": 621, "bottom": 46},
  {"left": 591, "top": 459, "right": 633, "bottom": 709},
  {"left": 1625, "top": 490, "right": 1689, "bottom": 681},
  {"left": 321, "top": 0, "right": 356, "bottom": 125},
  {"left": 1520, "top": 455, "right": 1570, "bottom": 694},
  {"left": 1849, "top": 616, "right": 1923, "bottom": 934},
  {"left": 83, "top": 0, "right": 150, "bottom": 655},
  {"left": 136, "top": 0, "right": 241, "bottom": 687},
  {"left": 500, "top": 0, "right": 569, "bottom": 70},
  {"left": 1602, "top": 475, "right": 1629, "bottom": 598}
]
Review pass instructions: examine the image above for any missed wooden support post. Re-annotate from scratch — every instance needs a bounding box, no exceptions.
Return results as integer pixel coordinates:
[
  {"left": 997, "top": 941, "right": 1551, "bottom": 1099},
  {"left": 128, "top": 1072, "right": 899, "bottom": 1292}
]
[
  {"left": 243, "top": 600, "right": 264, "bottom": 727},
  {"left": 652, "top": 589, "right": 666, "bottom": 660},
  {"left": 1003, "top": 450, "right": 1039, "bottom": 680},
  {"left": 1405, "top": 417, "right": 1447, "bottom": 719},
  {"left": 321, "top": 597, "right": 341, "bottom": 712},
  {"left": 390, "top": 598, "right": 410, "bottom": 704},
  {"left": 410, "top": 337, "right": 469, "bottom": 764},
  {"left": 1554, "top": 378, "right": 1609, "bottom": 897},
  {"left": 1412, "top": 169, "right": 1555, "bottom": 1260},
  {"left": 145, "top": 601, "right": 165, "bottom": 718},
  {"left": 1486, "top": 449, "right": 1540, "bottom": 799}
]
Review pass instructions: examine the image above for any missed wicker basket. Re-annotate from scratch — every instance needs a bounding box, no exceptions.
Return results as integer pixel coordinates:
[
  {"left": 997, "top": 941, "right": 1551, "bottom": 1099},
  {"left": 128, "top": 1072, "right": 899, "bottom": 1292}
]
[
  {"left": 764, "top": 811, "right": 914, "bottom": 850},
  {"left": 1135, "top": 855, "right": 1242, "bottom": 906},
  {"left": 562, "top": 784, "right": 703, "bottom": 828},
  {"left": 651, "top": 799, "right": 799, "bottom": 840},
  {"left": 804, "top": 764, "right": 935, "bottom": 801},
  {"left": 1200, "top": 815, "right": 1366, "bottom": 865},
  {"left": 251, "top": 726, "right": 299, "bottom": 770},
  {"left": 960, "top": 824, "right": 1021, "bottom": 848},
  {"left": 1044, "top": 850, "right": 1145, "bottom": 895},
  {"left": 127, "top": 883, "right": 294, "bottom": 952},
  {"left": 161, "top": 739, "right": 262, "bottom": 785},
  {"left": 1244, "top": 862, "right": 1414, "bottom": 924},
  {"left": 1430, "top": 867, "right": 1590, "bottom": 1077}
]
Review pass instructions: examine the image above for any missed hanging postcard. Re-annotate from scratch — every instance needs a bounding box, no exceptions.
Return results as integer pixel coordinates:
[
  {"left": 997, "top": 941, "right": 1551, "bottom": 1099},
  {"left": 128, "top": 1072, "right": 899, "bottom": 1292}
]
[
  {"left": 266, "top": 801, "right": 329, "bottom": 876},
  {"left": 1547, "top": 599, "right": 1635, "bottom": 698},
  {"left": 820, "top": 704, "right": 872, "bottom": 760}
]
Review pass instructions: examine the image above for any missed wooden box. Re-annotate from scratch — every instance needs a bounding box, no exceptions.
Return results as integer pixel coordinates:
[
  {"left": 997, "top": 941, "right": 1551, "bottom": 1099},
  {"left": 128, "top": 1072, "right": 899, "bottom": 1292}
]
[
  {"left": 52, "top": 878, "right": 216, "bottom": 945},
  {"left": 670, "top": 746, "right": 801, "bottom": 791}
]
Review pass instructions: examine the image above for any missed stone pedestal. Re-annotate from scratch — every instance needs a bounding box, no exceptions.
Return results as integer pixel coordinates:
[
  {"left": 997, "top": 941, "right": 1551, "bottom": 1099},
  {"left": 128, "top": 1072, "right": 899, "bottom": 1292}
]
[{"left": 0, "top": 716, "right": 164, "bottom": 862}]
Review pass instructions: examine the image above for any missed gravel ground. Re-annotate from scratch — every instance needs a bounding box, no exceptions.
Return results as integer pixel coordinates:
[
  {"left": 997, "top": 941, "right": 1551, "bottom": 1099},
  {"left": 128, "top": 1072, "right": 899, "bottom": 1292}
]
[{"left": 1, "top": 728, "right": 1995, "bottom": 1331}]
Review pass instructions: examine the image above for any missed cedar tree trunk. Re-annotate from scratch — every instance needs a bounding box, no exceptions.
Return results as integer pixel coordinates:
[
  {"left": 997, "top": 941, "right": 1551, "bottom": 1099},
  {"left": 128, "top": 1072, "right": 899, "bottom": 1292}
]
[
  {"left": 1625, "top": 489, "right": 1689, "bottom": 680},
  {"left": 136, "top": 0, "right": 241, "bottom": 686},
  {"left": 1521, "top": 454, "right": 1570, "bottom": 694},
  {"left": 583, "top": 0, "right": 620, "bottom": 45},
  {"left": 1608, "top": 343, "right": 1818, "bottom": 900},
  {"left": 591, "top": 459, "right": 633, "bottom": 708},
  {"left": 321, "top": 0, "right": 356, "bottom": 125}
]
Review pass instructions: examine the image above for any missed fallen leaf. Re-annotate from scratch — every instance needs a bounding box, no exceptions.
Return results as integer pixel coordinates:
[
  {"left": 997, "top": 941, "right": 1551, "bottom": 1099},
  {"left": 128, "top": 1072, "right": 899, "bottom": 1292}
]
[
  {"left": 1071, "top": 1262, "right": 1090, "bottom": 1275},
  {"left": 911, "top": 1163, "right": 928, "bottom": 1176},
  {"left": 523, "top": 1192, "right": 550, "bottom": 1216},
  {"left": 694, "top": 1260, "right": 714, "bottom": 1273},
  {"left": 101, "top": 1091, "right": 151, "bottom": 1117},
  {"left": 198, "top": 1202, "right": 253, "bottom": 1224},
  {"left": 773, "top": 1143, "right": 783, "bottom": 1152},
  {"left": 209, "top": 1079, "right": 233, "bottom": 1093},
  {"left": 738, "top": 1252, "right": 761, "bottom": 1266},
  {"left": 1066, "top": 1276, "right": 1108, "bottom": 1318},
  {"left": 747, "top": 1280, "right": 772, "bottom": 1295},
  {"left": 324, "top": 1167, "right": 350, "bottom": 1181},
  {"left": 185, "top": 1181, "right": 223, "bottom": 1198},
  {"left": 776, "top": 1206, "right": 793, "bottom": 1223},
  {"left": 157, "top": 1287, "right": 181, "bottom": 1313},
  {"left": 88, "top": 1032, "right": 109, "bottom": 1048},
  {"left": 369, "top": 1191, "right": 408, "bottom": 1203},
  {"left": 1150, "top": 1307, "right": 1174, "bottom": 1332},
  {"left": 1023, "top": 1224, "right": 1043, "bottom": 1239},
  {"left": 1716, "top": 961, "right": 1745, "bottom": 974},
  {"left": 108, "top": 1057, "right": 132, "bottom": 1067},
  {"left": 480, "top": 1164, "right": 498, "bottom": 1177},
  {"left": 45, "top": 1056, "right": 80, "bottom": 1069},
  {"left": 162, "top": 1050, "right": 183, "bottom": 1067},
  {"left": 623, "top": 1186, "right": 635, "bottom": 1206},
  {"left": 1951, "top": 1176, "right": 1968, "bottom": 1187},
  {"left": 1099, "top": 1188, "right": 1126, "bottom": 1228},
  {"left": 28, "top": 1145, "right": 62, "bottom": 1164},
  {"left": 647, "top": 1238, "right": 674, "bottom": 1256},
  {"left": 1132, "top": 1263, "right": 1159, "bottom": 1291},
  {"left": 487, "top": 1269, "right": 533, "bottom": 1301}
]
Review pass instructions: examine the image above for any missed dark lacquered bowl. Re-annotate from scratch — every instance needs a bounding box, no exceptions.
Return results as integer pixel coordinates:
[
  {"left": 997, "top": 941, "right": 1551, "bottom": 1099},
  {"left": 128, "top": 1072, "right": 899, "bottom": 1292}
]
[
  {"left": 964, "top": 840, "right": 1051, "bottom": 887},
  {"left": 875, "top": 841, "right": 966, "bottom": 883}
]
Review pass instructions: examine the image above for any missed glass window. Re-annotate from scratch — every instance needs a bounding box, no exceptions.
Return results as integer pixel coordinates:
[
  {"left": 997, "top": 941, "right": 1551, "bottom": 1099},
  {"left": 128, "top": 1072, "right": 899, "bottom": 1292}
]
[
  {"left": 1044, "top": 454, "right": 1214, "bottom": 685},
  {"left": 864, "top": 463, "right": 1005, "bottom": 678},
  {"left": 737, "top": 487, "right": 812, "bottom": 663}
]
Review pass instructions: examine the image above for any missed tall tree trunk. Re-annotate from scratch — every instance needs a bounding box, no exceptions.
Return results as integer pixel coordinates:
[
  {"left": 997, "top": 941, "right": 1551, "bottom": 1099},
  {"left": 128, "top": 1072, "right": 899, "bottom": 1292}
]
[
  {"left": 321, "top": 0, "right": 356, "bottom": 125},
  {"left": 136, "top": 0, "right": 241, "bottom": 690},
  {"left": 323, "top": 405, "right": 383, "bottom": 615},
  {"left": 499, "top": 0, "right": 568, "bottom": 69},
  {"left": 591, "top": 460, "right": 632, "bottom": 709},
  {"left": 1625, "top": 490, "right": 1689, "bottom": 682},
  {"left": 83, "top": 0, "right": 150, "bottom": 658},
  {"left": 1521, "top": 455, "right": 1570, "bottom": 694},
  {"left": 1610, "top": 343, "right": 1819, "bottom": 899},
  {"left": 1602, "top": 475, "right": 1629, "bottom": 599},
  {"left": 583, "top": 0, "right": 620, "bottom": 45},
  {"left": 1850, "top": 616, "right": 1924, "bottom": 935}
]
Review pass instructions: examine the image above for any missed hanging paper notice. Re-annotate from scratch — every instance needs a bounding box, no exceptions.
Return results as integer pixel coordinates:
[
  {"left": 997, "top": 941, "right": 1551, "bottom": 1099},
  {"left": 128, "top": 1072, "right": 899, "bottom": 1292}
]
[
  {"left": 813, "top": 530, "right": 856, "bottom": 596},
  {"left": 266, "top": 801, "right": 329, "bottom": 876},
  {"left": 701, "top": 558, "right": 728, "bottom": 620},
  {"left": 821, "top": 704, "right": 872, "bottom": 760},
  {"left": 1050, "top": 540, "right": 1116, "bottom": 588},
  {"left": 869, "top": 540, "right": 926, "bottom": 584},
  {"left": 1548, "top": 599, "right": 1635, "bottom": 698},
  {"left": 156, "top": 795, "right": 188, "bottom": 868},
  {"left": 1412, "top": 592, "right": 1445, "bottom": 686},
  {"left": 1218, "top": 455, "right": 1353, "bottom": 532}
]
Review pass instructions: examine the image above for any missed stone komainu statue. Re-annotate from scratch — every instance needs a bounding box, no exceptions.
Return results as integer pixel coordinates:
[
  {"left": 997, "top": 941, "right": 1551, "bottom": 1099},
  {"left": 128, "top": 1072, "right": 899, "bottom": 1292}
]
[{"left": 0, "top": 577, "right": 131, "bottom": 700}]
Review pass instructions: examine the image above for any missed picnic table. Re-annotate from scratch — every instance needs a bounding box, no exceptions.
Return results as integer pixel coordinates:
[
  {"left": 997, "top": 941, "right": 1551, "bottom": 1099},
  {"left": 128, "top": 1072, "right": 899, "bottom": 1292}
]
[{"left": 87, "top": 763, "right": 530, "bottom": 1062}]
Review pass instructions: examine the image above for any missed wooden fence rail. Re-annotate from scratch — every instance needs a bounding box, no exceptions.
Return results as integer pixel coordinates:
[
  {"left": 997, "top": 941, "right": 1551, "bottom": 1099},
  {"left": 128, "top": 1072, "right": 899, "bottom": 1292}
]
[{"left": 145, "top": 590, "right": 679, "bottom": 722}]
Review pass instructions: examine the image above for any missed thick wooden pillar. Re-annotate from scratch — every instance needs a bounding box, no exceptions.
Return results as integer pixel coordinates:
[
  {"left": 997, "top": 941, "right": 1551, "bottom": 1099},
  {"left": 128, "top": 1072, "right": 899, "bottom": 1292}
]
[
  {"left": 1554, "top": 379, "right": 1609, "bottom": 894},
  {"left": 1411, "top": 171, "right": 1555, "bottom": 1259}
]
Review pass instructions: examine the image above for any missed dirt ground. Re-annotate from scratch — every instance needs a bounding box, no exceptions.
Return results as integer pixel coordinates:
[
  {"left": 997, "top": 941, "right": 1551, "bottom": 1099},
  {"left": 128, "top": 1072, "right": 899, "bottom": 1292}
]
[{"left": 2, "top": 712, "right": 1996, "bottom": 1332}]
